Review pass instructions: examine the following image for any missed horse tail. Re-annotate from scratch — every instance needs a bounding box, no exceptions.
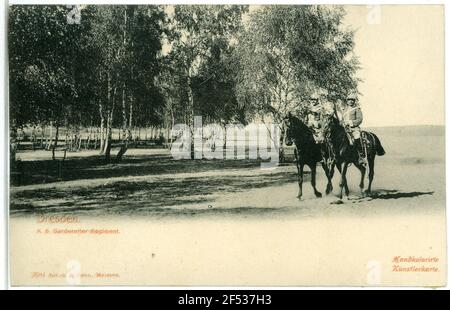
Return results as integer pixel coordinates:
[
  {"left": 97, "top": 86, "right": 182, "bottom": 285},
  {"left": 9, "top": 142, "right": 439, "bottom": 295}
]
[{"left": 370, "top": 133, "right": 385, "bottom": 156}]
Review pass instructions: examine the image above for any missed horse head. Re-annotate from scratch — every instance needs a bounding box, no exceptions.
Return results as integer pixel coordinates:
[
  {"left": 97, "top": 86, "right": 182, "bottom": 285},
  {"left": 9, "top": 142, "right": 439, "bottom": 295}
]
[
  {"left": 326, "top": 115, "right": 350, "bottom": 158},
  {"left": 284, "top": 112, "right": 296, "bottom": 146},
  {"left": 284, "top": 112, "right": 311, "bottom": 147},
  {"left": 327, "top": 116, "right": 345, "bottom": 139}
]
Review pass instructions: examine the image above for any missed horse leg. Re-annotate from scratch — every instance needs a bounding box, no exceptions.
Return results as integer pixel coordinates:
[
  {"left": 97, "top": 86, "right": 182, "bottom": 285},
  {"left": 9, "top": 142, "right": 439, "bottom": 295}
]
[
  {"left": 295, "top": 149, "right": 303, "bottom": 200},
  {"left": 309, "top": 163, "right": 322, "bottom": 198},
  {"left": 366, "top": 157, "right": 375, "bottom": 195},
  {"left": 321, "top": 162, "right": 330, "bottom": 194},
  {"left": 297, "top": 162, "right": 304, "bottom": 200},
  {"left": 322, "top": 162, "right": 334, "bottom": 195},
  {"left": 330, "top": 163, "right": 335, "bottom": 193},
  {"left": 336, "top": 163, "right": 349, "bottom": 196},
  {"left": 339, "top": 162, "right": 349, "bottom": 199},
  {"left": 344, "top": 167, "right": 350, "bottom": 196},
  {"left": 356, "top": 163, "right": 366, "bottom": 197}
]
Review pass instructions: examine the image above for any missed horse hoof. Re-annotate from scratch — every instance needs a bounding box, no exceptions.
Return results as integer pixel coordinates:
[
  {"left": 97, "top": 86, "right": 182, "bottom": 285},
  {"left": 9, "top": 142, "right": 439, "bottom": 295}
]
[
  {"left": 326, "top": 187, "right": 333, "bottom": 195},
  {"left": 297, "top": 195, "right": 303, "bottom": 201},
  {"left": 315, "top": 192, "right": 322, "bottom": 198}
]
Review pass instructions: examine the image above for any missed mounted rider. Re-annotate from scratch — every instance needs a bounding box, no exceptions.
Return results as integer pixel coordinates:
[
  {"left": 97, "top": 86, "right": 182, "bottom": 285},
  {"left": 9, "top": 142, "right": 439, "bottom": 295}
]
[
  {"left": 337, "top": 91, "right": 366, "bottom": 165},
  {"left": 306, "top": 93, "right": 325, "bottom": 144},
  {"left": 306, "top": 91, "right": 334, "bottom": 144}
]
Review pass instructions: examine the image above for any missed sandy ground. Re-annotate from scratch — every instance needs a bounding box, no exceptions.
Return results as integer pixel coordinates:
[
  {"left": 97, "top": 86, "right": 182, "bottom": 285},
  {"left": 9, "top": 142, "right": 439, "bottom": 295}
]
[{"left": 9, "top": 126, "right": 447, "bottom": 286}]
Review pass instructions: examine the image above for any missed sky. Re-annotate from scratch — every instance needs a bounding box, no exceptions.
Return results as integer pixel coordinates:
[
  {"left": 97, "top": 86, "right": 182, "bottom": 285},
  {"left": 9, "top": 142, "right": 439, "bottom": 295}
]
[
  {"left": 163, "top": 5, "right": 444, "bottom": 127},
  {"left": 343, "top": 5, "right": 444, "bottom": 127}
]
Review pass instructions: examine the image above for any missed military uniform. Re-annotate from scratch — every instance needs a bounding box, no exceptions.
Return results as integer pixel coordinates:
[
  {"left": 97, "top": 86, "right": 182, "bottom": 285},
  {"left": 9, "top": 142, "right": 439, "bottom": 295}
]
[
  {"left": 340, "top": 105, "right": 363, "bottom": 143},
  {"left": 339, "top": 93, "right": 366, "bottom": 165},
  {"left": 306, "top": 94, "right": 325, "bottom": 144},
  {"left": 307, "top": 112, "right": 324, "bottom": 143}
]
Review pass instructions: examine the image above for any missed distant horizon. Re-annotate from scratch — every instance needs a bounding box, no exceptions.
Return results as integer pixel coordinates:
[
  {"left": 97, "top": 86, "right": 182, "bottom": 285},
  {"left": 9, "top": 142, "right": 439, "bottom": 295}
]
[{"left": 364, "top": 123, "right": 445, "bottom": 128}]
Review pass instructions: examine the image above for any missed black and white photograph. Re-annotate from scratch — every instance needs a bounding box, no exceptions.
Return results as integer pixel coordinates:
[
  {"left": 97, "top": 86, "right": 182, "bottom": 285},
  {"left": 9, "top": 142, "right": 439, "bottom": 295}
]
[{"left": 4, "top": 2, "right": 447, "bottom": 287}]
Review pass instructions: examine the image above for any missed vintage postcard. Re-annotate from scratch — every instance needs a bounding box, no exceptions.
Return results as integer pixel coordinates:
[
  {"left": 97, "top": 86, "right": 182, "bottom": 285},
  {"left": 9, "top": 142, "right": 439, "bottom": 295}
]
[{"left": 7, "top": 2, "right": 446, "bottom": 287}]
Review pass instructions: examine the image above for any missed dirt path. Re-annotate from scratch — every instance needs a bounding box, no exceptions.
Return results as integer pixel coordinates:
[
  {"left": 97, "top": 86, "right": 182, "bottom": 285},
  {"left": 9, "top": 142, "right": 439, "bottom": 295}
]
[
  {"left": 10, "top": 153, "right": 444, "bottom": 219},
  {"left": 10, "top": 127, "right": 445, "bottom": 219},
  {"left": 9, "top": 129, "right": 447, "bottom": 286}
]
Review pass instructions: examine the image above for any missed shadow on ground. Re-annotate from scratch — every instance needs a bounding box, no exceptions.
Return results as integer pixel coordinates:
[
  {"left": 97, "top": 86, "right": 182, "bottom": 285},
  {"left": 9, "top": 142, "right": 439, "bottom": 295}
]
[
  {"left": 10, "top": 149, "right": 438, "bottom": 217},
  {"left": 10, "top": 153, "right": 300, "bottom": 216},
  {"left": 11, "top": 152, "right": 265, "bottom": 186},
  {"left": 370, "top": 189, "right": 434, "bottom": 200}
]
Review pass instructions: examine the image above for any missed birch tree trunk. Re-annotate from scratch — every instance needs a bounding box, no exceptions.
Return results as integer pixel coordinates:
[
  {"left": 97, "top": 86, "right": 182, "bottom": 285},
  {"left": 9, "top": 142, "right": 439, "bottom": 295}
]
[
  {"left": 186, "top": 74, "right": 195, "bottom": 159},
  {"left": 46, "top": 122, "right": 53, "bottom": 150},
  {"left": 10, "top": 126, "right": 18, "bottom": 168},
  {"left": 99, "top": 103, "right": 105, "bottom": 154},
  {"left": 117, "top": 85, "right": 130, "bottom": 162},
  {"left": 104, "top": 76, "right": 117, "bottom": 161},
  {"left": 51, "top": 123, "right": 59, "bottom": 161}
]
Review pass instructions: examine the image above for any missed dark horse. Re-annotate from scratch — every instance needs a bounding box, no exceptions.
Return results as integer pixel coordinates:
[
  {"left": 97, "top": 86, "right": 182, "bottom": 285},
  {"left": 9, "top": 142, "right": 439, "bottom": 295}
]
[
  {"left": 328, "top": 116, "right": 385, "bottom": 199},
  {"left": 285, "top": 113, "right": 335, "bottom": 200}
]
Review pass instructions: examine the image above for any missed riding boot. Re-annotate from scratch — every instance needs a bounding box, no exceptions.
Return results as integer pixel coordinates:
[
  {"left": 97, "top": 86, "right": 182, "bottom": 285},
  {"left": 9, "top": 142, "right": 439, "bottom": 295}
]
[{"left": 355, "top": 138, "right": 366, "bottom": 166}]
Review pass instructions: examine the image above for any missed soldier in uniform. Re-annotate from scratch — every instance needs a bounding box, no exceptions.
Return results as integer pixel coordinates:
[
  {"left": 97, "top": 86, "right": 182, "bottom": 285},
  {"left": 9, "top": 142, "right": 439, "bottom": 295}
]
[
  {"left": 338, "top": 92, "right": 365, "bottom": 164},
  {"left": 306, "top": 93, "right": 325, "bottom": 144}
]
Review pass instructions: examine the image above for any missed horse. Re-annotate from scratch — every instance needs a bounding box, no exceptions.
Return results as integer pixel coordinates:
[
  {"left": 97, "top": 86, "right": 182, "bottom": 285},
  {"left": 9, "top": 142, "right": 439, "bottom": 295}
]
[
  {"left": 285, "top": 113, "right": 335, "bottom": 200},
  {"left": 327, "top": 116, "right": 385, "bottom": 199}
]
